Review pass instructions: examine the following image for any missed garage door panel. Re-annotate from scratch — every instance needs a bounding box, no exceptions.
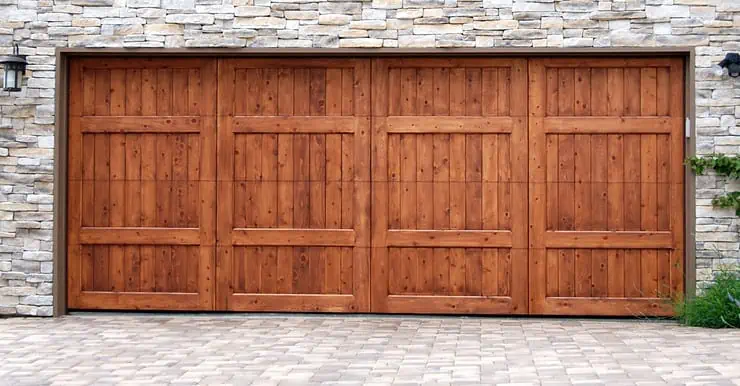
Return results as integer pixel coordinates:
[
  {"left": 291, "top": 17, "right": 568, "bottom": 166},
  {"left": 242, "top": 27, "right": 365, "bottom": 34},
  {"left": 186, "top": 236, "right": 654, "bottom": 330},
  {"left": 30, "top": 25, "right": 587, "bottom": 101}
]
[
  {"left": 529, "top": 57, "right": 684, "bottom": 316},
  {"left": 372, "top": 58, "right": 528, "bottom": 314},
  {"left": 218, "top": 58, "right": 370, "bottom": 312},
  {"left": 68, "top": 58, "right": 217, "bottom": 311}
]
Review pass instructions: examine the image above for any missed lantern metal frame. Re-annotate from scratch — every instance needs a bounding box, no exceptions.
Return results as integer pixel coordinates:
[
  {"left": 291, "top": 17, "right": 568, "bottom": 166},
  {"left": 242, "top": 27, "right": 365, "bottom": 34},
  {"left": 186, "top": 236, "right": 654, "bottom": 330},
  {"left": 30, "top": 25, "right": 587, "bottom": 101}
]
[{"left": 0, "top": 44, "right": 28, "bottom": 92}]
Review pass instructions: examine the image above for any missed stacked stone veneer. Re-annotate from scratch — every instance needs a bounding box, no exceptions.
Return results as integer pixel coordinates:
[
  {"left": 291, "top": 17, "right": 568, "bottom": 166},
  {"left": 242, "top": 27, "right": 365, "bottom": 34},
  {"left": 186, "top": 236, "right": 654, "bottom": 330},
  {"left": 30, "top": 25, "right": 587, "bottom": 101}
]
[{"left": 1, "top": 0, "right": 739, "bottom": 316}]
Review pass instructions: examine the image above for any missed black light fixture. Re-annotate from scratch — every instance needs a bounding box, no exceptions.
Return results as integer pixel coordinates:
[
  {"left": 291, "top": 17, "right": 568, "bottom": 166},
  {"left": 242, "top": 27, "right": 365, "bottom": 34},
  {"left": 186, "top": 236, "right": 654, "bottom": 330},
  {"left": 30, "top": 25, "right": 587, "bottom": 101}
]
[
  {"left": 719, "top": 53, "right": 740, "bottom": 78},
  {"left": 0, "top": 44, "right": 27, "bottom": 92}
]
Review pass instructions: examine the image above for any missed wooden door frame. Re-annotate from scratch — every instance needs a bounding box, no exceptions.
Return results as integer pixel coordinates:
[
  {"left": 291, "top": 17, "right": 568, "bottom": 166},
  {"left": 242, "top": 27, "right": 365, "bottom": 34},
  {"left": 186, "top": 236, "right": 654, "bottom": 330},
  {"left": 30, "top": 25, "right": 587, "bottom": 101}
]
[{"left": 54, "top": 48, "right": 695, "bottom": 316}]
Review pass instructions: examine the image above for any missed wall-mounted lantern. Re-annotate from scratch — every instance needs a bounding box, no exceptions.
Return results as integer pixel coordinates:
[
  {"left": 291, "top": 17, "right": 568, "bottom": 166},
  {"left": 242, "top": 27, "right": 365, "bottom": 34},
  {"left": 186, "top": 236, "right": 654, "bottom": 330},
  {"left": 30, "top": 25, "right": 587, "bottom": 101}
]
[
  {"left": 0, "top": 44, "right": 27, "bottom": 92},
  {"left": 719, "top": 53, "right": 740, "bottom": 78}
]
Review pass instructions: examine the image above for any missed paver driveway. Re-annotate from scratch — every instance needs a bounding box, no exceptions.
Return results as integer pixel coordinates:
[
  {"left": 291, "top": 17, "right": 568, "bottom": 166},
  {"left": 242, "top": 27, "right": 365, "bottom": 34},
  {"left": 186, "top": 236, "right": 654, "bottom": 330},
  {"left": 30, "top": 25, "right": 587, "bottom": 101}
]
[{"left": 1, "top": 314, "right": 739, "bottom": 385}]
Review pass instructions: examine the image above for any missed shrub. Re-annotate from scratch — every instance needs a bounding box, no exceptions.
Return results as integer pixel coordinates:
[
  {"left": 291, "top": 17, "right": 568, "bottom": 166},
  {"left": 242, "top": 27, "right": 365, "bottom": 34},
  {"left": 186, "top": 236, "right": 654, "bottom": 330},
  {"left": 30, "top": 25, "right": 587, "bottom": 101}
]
[{"left": 676, "top": 269, "right": 740, "bottom": 328}]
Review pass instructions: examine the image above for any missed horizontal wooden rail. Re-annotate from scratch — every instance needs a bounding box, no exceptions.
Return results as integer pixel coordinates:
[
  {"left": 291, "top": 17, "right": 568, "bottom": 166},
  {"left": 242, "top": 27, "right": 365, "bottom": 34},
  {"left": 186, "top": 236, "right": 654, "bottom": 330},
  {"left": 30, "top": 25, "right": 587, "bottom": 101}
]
[
  {"left": 543, "top": 117, "right": 675, "bottom": 134},
  {"left": 232, "top": 228, "right": 356, "bottom": 246},
  {"left": 386, "top": 230, "right": 512, "bottom": 247},
  {"left": 228, "top": 293, "right": 356, "bottom": 312},
  {"left": 79, "top": 227, "right": 201, "bottom": 245},
  {"left": 77, "top": 116, "right": 202, "bottom": 133},
  {"left": 386, "top": 116, "right": 516, "bottom": 133},
  {"left": 544, "top": 231, "right": 672, "bottom": 249},
  {"left": 231, "top": 116, "right": 365, "bottom": 134}
]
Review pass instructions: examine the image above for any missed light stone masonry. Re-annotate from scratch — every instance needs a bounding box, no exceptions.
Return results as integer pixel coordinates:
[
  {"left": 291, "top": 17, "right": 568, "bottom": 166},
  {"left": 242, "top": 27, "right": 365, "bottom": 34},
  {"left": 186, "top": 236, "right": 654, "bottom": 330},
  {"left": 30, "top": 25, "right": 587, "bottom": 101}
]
[{"left": 1, "top": 0, "right": 740, "bottom": 315}]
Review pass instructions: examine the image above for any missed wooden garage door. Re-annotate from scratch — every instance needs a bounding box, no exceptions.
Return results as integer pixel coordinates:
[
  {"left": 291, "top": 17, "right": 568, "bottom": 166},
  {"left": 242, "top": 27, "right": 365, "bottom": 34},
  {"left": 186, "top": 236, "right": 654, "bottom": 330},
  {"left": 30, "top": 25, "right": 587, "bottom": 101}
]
[
  {"left": 528, "top": 58, "right": 684, "bottom": 316},
  {"left": 370, "top": 58, "right": 529, "bottom": 314},
  {"left": 67, "top": 58, "right": 217, "bottom": 310},
  {"left": 216, "top": 59, "right": 371, "bottom": 311}
]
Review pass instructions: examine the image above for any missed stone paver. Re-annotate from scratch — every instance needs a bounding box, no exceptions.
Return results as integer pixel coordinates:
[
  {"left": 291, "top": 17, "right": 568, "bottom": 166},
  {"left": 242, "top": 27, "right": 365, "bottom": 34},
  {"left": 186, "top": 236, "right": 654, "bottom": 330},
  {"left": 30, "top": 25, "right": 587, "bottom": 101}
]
[{"left": 1, "top": 314, "right": 740, "bottom": 385}]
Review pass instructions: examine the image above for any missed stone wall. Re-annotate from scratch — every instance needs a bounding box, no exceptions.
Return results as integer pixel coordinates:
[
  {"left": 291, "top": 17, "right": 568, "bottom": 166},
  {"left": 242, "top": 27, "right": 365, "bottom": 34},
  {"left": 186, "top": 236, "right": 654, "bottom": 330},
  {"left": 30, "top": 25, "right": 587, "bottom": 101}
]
[{"left": 1, "top": 0, "right": 739, "bottom": 315}]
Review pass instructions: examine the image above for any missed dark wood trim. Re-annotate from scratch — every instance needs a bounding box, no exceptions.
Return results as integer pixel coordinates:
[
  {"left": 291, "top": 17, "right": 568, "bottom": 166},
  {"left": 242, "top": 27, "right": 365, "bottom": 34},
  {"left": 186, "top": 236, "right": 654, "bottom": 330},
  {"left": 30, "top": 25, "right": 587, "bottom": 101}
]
[
  {"left": 53, "top": 51, "right": 68, "bottom": 317},
  {"left": 52, "top": 48, "right": 696, "bottom": 315}
]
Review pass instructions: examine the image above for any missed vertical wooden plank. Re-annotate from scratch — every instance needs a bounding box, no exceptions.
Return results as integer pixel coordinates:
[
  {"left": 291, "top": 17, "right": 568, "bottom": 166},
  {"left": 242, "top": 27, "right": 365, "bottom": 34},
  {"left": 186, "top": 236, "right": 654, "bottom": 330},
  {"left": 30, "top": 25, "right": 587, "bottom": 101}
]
[
  {"left": 276, "top": 247, "right": 293, "bottom": 294},
  {"left": 623, "top": 135, "right": 641, "bottom": 231},
  {"left": 465, "top": 134, "right": 483, "bottom": 230},
  {"left": 433, "top": 248, "right": 450, "bottom": 295},
  {"left": 400, "top": 134, "right": 417, "bottom": 229},
  {"left": 401, "top": 248, "right": 417, "bottom": 294},
  {"left": 498, "top": 68, "right": 511, "bottom": 116},
  {"left": 388, "top": 248, "right": 402, "bottom": 294},
  {"left": 400, "top": 68, "right": 417, "bottom": 116},
  {"left": 641, "top": 250, "right": 658, "bottom": 298},
  {"left": 558, "top": 68, "right": 575, "bottom": 116},
  {"left": 309, "top": 134, "right": 326, "bottom": 228},
  {"left": 109, "top": 69, "right": 126, "bottom": 116},
  {"left": 140, "top": 133, "right": 156, "bottom": 292},
  {"left": 449, "top": 134, "right": 466, "bottom": 229},
  {"left": 574, "top": 249, "right": 592, "bottom": 297},
  {"left": 94, "top": 69, "right": 110, "bottom": 116},
  {"left": 482, "top": 135, "right": 498, "bottom": 230},
  {"left": 558, "top": 135, "right": 575, "bottom": 231},
  {"left": 172, "top": 69, "right": 190, "bottom": 116},
  {"left": 546, "top": 134, "right": 558, "bottom": 231},
  {"left": 245, "top": 247, "right": 261, "bottom": 293},
  {"left": 449, "top": 68, "right": 466, "bottom": 116},
  {"left": 261, "top": 68, "right": 278, "bottom": 116},
  {"left": 326, "top": 134, "right": 343, "bottom": 229},
  {"left": 260, "top": 247, "right": 277, "bottom": 294},
  {"left": 417, "top": 248, "right": 434, "bottom": 294},
  {"left": 574, "top": 135, "right": 591, "bottom": 231},
  {"left": 641, "top": 135, "right": 658, "bottom": 232},
  {"left": 388, "top": 68, "right": 401, "bottom": 116},
  {"left": 546, "top": 249, "right": 559, "bottom": 297},
  {"left": 449, "top": 248, "right": 465, "bottom": 295},
  {"left": 657, "top": 249, "right": 671, "bottom": 298},
  {"left": 624, "top": 68, "right": 641, "bottom": 116},
  {"left": 323, "top": 247, "right": 341, "bottom": 294},
  {"left": 341, "top": 134, "right": 354, "bottom": 230},
  {"left": 388, "top": 134, "right": 401, "bottom": 229},
  {"left": 591, "top": 250, "right": 608, "bottom": 297},
  {"left": 294, "top": 68, "right": 310, "bottom": 116},
  {"left": 497, "top": 135, "right": 511, "bottom": 231},
  {"left": 464, "top": 248, "right": 482, "bottom": 296},
  {"left": 154, "top": 134, "right": 172, "bottom": 292},
  {"left": 416, "top": 68, "right": 434, "bottom": 116},
  {"left": 156, "top": 68, "right": 172, "bottom": 116},
  {"left": 574, "top": 68, "right": 591, "bottom": 116},
  {"left": 93, "top": 135, "right": 110, "bottom": 291},
  {"left": 657, "top": 135, "right": 670, "bottom": 231},
  {"left": 293, "top": 247, "right": 310, "bottom": 294},
  {"left": 294, "top": 134, "right": 310, "bottom": 228},
  {"left": 141, "top": 69, "right": 157, "bottom": 116},
  {"left": 465, "top": 68, "right": 482, "bottom": 116},
  {"left": 481, "top": 248, "right": 498, "bottom": 296},
  {"left": 482, "top": 69, "right": 498, "bottom": 116},
  {"left": 607, "top": 134, "right": 625, "bottom": 231},
  {"left": 123, "top": 134, "right": 141, "bottom": 292},
  {"left": 433, "top": 68, "right": 450, "bottom": 116},
  {"left": 656, "top": 67, "right": 670, "bottom": 116},
  {"left": 497, "top": 248, "right": 511, "bottom": 297},
  {"left": 624, "top": 249, "right": 642, "bottom": 297},
  {"left": 607, "top": 249, "right": 625, "bottom": 297},
  {"left": 546, "top": 68, "right": 558, "bottom": 116},
  {"left": 326, "top": 68, "right": 344, "bottom": 116},
  {"left": 278, "top": 68, "right": 294, "bottom": 116},
  {"left": 188, "top": 68, "right": 201, "bottom": 116},
  {"left": 591, "top": 134, "right": 608, "bottom": 231},
  {"left": 108, "top": 133, "right": 125, "bottom": 292},
  {"left": 341, "top": 68, "right": 354, "bottom": 116},
  {"left": 558, "top": 249, "right": 575, "bottom": 297},
  {"left": 607, "top": 68, "right": 624, "bottom": 116},
  {"left": 260, "top": 134, "right": 278, "bottom": 228},
  {"left": 590, "top": 68, "right": 607, "bottom": 116},
  {"left": 640, "top": 67, "right": 658, "bottom": 116},
  {"left": 82, "top": 68, "right": 96, "bottom": 116},
  {"left": 340, "top": 247, "right": 353, "bottom": 294},
  {"left": 417, "top": 134, "right": 434, "bottom": 229},
  {"left": 433, "top": 134, "right": 450, "bottom": 229},
  {"left": 277, "top": 134, "right": 294, "bottom": 228}
]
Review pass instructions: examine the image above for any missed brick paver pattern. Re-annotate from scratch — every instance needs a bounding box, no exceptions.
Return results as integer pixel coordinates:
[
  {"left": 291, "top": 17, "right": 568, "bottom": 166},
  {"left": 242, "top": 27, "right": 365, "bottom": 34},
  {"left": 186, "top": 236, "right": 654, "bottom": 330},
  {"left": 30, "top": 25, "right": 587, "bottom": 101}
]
[{"left": 1, "top": 314, "right": 739, "bottom": 385}]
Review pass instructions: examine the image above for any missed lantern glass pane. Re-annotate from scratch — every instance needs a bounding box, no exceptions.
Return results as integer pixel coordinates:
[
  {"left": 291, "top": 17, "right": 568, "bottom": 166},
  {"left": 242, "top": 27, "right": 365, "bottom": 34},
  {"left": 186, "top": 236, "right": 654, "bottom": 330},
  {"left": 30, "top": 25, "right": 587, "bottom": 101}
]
[
  {"left": 14, "top": 69, "right": 22, "bottom": 89},
  {"left": 4, "top": 68, "right": 16, "bottom": 89}
]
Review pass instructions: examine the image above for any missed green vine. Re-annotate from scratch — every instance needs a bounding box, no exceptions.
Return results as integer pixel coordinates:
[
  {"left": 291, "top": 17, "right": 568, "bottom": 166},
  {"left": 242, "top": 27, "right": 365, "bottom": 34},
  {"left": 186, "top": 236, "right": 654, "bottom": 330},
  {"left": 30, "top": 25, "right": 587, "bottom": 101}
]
[{"left": 688, "top": 154, "right": 740, "bottom": 215}]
